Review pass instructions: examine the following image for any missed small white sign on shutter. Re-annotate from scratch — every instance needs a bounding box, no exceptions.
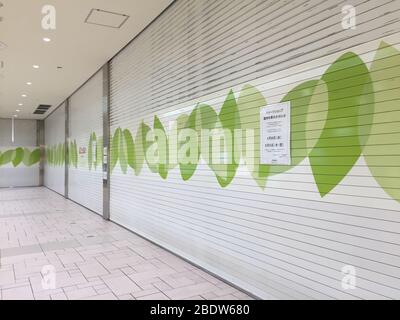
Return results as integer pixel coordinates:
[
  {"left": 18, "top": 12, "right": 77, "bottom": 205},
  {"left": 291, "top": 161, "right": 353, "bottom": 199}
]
[{"left": 260, "top": 101, "right": 291, "bottom": 165}]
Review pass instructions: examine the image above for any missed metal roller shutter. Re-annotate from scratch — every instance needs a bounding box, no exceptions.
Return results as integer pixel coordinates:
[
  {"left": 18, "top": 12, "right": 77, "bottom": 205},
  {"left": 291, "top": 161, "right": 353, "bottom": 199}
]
[
  {"left": 109, "top": 0, "right": 400, "bottom": 299},
  {"left": 68, "top": 71, "right": 103, "bottom": 214},
  {"left": 44, "top": 103, "right": 65, "bottom": 195}
]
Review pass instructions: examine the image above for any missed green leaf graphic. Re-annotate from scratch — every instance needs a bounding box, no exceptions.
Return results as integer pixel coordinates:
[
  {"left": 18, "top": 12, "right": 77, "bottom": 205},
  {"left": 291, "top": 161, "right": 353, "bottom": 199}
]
[
  {"left": 180, "top": 103, "right": 218, "bottom": 181},
  {"left": 12, "top": 147, "right": 24, "bottom": 167},
  {"left": 62, "top": 142, "right": 65, "bottom": 166},
  {"left": 142, "top": 122, "right": 158, "bottom": 174},
  {"left": 96, "top": 136, "right": 103, "bottom": 170},
  {"left": 270, "top": 80, "right": 326, "bottom": 176},
  {"left": 110, "top": 128, "right": 121, "bottom": 173},
  {"left": 118, "top": 129, "right": 128, "bottom": 174},
  {"left": 133, "top": 122, "right": 147, "bottom": 176},
  {"left": 154, "top": 116, "right": 169, "bottom": 179},
  {"left": 29, "top": 149, "right": 40, "bottom": 166},
  {"left": 211, "top": 89, "right": 240, "bottom": 187},
  {"left": 73, "top": 140, "right": 78, "bottom": 168},
  {"left": 0, "top": 150, "right": 14, "bottom": 166},
  {"left": 309, "top": 52, "right": 373, "bottom": 196},
  {"left": 305, "top": 80, "right": 329, "bottom": 151},
  {"left": 170, "top": 114, "right": 188, "bottom": 171},
  {"left": 365, "top": 41, "right": 400, "bottom": 203},
  {"left": 123, "top": 129, "right": 135, "bottom": 171},
  {"left": 237, "top": 84, "right": 269, "bottom": 189},
  {"left": 88, "top": 133, "right": 94, "bottom": 170}
]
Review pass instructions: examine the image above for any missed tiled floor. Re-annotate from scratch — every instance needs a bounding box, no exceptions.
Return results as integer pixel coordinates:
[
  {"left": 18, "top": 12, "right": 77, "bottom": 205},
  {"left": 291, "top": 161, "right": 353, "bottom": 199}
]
[{"left": 0, "top": 187, "right": 252, "bottom": 300}]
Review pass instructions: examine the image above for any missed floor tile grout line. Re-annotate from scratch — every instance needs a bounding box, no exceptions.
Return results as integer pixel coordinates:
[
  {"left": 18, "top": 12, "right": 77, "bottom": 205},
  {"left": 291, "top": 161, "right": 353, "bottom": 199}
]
[{"left": 0, "top": 186, "right": 253, "bottom": 300}]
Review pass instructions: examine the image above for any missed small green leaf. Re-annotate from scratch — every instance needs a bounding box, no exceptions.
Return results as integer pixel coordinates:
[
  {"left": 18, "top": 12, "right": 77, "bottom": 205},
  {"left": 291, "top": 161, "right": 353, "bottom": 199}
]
[
  {"left": 96, "top": 136, "right": 103, "bottom": 170},
  {"left": 142, "top": 122, "right": 158, "bottom": 174},
  {"left": 123, "top": 129, "right": 135, "bottom": 171},
  {"left": 119, "top": 129, "right": 128, "bottom": 174},
  {"left": 88, "top": 133, "right": 93, "bottom": 170},
  {"left": 57, "top": 143, "right": 62, "bottom": 166},
  {"left": 12, "top": 147, "right": 24, "bottom": 167},
  {"left": 133, "top": 122, "right": 147, "bottom": 176},
  {"left": 154, "top": 116, "right": 169, "bottom": 179},
  {"left": 73, "top": 140, "right": 78, "bottom": 168},
  {"left": 110, "top": 128, "right": 121, "bottom": 173},
  {"left": 29, "top": 148, "right": 41, "bottom": 166},
  {"left": 62, "top": 142, "right": 65, "bottom": 166},
  {"left": 180, "top": 103, "right": 218, "bottom": 181}
]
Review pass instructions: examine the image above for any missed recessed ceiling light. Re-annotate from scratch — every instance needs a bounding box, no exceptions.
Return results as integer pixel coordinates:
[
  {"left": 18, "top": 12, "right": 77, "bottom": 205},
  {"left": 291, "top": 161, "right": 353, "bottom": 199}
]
[
  {"left": 26, "top": 82, "right": 32, "bottom": 85},
  {"left": 16, "top": 109, "right": 20, "bottom": 112},
  {"left": 18, "top": 103, "right": 23, "bottom": 106},
  {"left": 43, "top": 37, "right": 51, "bottom": 42},
  {"left": 14, "top": 115, "right": 18, "bottom": 118},
  {"left": 33, "top": 65, "right": 39, "bottom": 69},
  {"left": 21, "top": 94, "right": 27, "bottom": 97}
]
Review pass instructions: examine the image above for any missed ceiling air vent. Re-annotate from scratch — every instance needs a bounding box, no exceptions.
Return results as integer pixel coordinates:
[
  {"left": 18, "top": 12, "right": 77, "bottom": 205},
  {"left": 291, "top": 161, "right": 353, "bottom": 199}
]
[
  {"left": 84, "top": 9, "right": 129, "bottom": 28},
  {"left": 33, "top": 104, "right": 51, "bottom": 115}
]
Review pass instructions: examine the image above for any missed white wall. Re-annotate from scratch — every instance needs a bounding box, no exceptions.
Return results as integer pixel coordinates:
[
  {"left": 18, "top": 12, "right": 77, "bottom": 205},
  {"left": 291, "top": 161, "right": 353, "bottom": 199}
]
[
  {"left": 0, "top": 118, "right": 39, "bottom": 187},
  {"left": 44, "top": 104, "right": 66, "bottom": 195},
  {"left": 68, "top": 71, "right": 103, "bottom": 214}
]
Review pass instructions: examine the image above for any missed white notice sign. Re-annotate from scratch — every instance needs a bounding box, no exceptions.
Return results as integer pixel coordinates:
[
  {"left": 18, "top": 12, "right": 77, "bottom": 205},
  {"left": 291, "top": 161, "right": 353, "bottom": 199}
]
[{"left": 260, "top": 102, "right": 291, "bottom": 165}]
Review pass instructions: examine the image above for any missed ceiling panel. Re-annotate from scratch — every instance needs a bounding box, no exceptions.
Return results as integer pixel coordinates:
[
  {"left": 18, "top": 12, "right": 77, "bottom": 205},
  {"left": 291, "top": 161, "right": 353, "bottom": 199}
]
[{"left": 0, "top": 0, "right": 173, "bottom": 119}]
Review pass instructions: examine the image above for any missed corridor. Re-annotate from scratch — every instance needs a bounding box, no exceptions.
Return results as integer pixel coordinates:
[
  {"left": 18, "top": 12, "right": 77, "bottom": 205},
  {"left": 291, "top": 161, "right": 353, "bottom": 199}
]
[{"left": 0, "top": 187, "right": 252, "bottom": 300}]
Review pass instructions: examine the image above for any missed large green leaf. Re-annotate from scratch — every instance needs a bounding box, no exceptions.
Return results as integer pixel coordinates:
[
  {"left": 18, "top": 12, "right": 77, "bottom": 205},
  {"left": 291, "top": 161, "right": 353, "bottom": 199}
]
[
  {"left": 237, "top": 84, "right": 269, "bottom": 189},
  {"left": 0, "top": 150, "right": 14, "bottom": 166},
  {"left": 211, "top": 89, "right": 241, "bottom": 187},
  {"left": 29, "top": 148, "right": 40, "bottom": 166},
  {"left": 365, "top": 42, "right": 400, "bottom": 203},
  {"left": 153, "top": 116, "right": 169, "bottom": 179},
  {"left": 305, "top": 81, "right": 329, "bottom": 151},
  {"left": 269, "top": 80, "right": 327, "bottom": 176},
  {"left": 309, "top": 52, "right": 373, "bottom": 196},
  {"left": 12, "top": 147, "right": 24, "bottom": 167},
  {"left": 179, "top": 103, "right": 218, "bottom": 181}
]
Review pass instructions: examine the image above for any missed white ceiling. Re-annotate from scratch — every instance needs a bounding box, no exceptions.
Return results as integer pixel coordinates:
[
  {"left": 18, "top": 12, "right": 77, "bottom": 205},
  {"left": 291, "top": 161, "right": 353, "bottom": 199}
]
[{"left": 0, "top": 0, "right": 173, "bottom": 119}]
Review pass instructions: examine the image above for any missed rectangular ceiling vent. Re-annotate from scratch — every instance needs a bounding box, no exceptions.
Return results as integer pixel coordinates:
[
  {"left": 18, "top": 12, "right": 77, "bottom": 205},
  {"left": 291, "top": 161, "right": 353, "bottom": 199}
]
[
  {"left": 84, "top": 9, "right": 129, "bottom": 29},
  {"left": 33, "top": 104, "right": 51, "bottom": 115}
]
